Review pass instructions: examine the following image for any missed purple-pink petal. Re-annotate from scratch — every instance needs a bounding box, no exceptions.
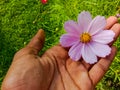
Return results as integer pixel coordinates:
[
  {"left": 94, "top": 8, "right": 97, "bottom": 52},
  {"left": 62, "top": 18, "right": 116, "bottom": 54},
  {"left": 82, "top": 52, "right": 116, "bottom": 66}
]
[
  {"left": 69, "top": 42, "right": 83, "bottom": 61},
  {"left": 88, "top": 42, "right": 111, "bottom": 57},
  {"left": 78, "top": 11, "right": 92, "bottom": 32},
  {"left": 81, "top": 44, "right": 97, "bottom": 64},
  {"left": 60, "top": 34, "right": 79, "bottom": 47},
  {"left": 92, "top": 30, "right": 115, "bottom": 44},
  {"left": 60, "top": 11, "right": 113, "bottom": 64},
  {"left": 87, "top": 16, "right": 106, "bottom": 35},
  {"left": 64, "top": 20, "right": 81, "bottom": 35}
]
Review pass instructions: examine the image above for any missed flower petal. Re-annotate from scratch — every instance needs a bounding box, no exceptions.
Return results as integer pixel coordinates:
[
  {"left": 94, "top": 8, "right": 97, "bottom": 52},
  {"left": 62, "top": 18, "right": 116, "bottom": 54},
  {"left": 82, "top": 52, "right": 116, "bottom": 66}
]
[
  {"left": 69, "top": 42, "right": 83, "bottom": 61},
  {"left": 60, "top": 34, "right": 79, "bottom": 47},
  {"left": 88, "top": 42, "right": 111, "bottom": 57},
  {"left": 87, "top": 16, "right": 106, "bottom": 35},
  {"left": 64, "top": 20, "right": 81, "bottom": 35},
  {"left": 78, "top": 11, "right": 92, "bottom": 32},
  {"left": 92, "top": 30, "right": 115, "bottom": 44},
  {"left": 81, "top": 44, "right": 97, "bottom": 64}
]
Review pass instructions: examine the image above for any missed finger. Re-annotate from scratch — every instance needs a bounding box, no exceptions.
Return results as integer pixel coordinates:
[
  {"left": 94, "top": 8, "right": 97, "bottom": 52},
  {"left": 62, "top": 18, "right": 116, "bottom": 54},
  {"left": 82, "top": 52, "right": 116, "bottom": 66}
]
[
  {"left": 66, "top": 59, "right": 93, "bottom": 90},
  {"left": 104, "top": 16, "right": 120, "bottom": 46},
  {"left": 81, "top": 60, "right": 93, "bottom": 70},
  {"left": 109, "top": 23, "right": 120, "bottom": 45},
  {"left": 105, "top": 16, "right": 118, "bottom": 29},
  {"left": 27, "top": 29, "right": 45, "bottom": 54},
  {"left": 66, "top": 58, "right": 81, "bottom": 67},
  {"left": 89, "top": 46, "right": 117, "bottom": 86}
]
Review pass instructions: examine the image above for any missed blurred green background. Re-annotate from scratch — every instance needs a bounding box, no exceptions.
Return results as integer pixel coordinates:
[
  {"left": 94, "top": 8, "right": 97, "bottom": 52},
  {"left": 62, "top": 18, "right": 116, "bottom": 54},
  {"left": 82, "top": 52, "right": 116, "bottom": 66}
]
[{"left": 0, "top": 0, "right": 120, "bottom": 89}]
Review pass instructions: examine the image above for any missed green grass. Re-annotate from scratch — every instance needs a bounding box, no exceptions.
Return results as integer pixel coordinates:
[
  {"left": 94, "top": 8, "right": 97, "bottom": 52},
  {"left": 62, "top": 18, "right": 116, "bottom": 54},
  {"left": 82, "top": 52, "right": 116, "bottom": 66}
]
[{"left": 0, "top": 0, "right": 120, "bottom": 89}]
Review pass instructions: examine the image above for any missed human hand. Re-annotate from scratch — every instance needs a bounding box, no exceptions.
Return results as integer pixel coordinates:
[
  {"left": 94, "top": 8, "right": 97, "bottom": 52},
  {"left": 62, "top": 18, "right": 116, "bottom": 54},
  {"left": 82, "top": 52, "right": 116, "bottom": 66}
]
[{"left": 1, "top": 16, "right": 120, "bottom": 90}]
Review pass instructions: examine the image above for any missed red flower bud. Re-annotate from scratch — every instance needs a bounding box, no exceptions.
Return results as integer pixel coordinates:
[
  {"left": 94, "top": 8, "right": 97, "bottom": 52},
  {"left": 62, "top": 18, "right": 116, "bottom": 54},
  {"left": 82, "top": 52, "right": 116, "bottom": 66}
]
[{"left": 41, "top": 0, "right": 48, "bottom": 4}]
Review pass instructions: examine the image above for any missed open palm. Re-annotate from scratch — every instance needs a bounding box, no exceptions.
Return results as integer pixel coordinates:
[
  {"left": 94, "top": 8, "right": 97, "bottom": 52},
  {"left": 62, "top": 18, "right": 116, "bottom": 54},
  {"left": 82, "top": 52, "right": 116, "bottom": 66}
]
[{"left": 1, "top": 16, "right": 120, "bottom": 90}]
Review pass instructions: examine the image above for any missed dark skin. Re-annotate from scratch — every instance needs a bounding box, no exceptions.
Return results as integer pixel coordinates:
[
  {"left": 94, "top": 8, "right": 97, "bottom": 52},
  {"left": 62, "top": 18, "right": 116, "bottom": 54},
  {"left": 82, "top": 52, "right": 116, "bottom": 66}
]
[{"left": 1, "top": 16, "right": 120, "bottom": 90}]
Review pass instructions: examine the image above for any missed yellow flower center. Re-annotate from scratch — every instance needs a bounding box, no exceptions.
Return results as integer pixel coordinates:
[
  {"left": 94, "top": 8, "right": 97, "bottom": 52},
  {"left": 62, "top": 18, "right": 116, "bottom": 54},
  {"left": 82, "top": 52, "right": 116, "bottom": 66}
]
[{"left": 80, "top": 33, "right": 91, "bottom": 43}]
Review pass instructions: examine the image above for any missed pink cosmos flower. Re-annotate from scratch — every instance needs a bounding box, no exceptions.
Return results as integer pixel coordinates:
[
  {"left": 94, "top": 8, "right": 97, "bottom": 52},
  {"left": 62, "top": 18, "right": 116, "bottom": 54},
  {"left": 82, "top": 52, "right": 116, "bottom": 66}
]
[{"left": 60, "top": 11, "right": 115, "bottom": 64}]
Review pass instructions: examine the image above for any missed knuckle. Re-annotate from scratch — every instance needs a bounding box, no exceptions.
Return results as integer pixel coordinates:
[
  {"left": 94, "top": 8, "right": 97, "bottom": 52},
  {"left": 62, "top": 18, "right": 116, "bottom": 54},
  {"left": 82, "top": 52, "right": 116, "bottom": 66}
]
[
  {"left": 97, "top": 63, "right": 108, "bottom": 72},
  {"left": 109, "top": 16, "right": 118, "bottom": 21},
  {"left": 112, "top": 23, "right": 120, "bottom": 29}
]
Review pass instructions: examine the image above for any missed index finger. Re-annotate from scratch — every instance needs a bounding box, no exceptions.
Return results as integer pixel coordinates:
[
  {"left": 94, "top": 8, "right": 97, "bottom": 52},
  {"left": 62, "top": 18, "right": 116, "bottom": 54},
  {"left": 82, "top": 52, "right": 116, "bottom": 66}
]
[{"left": 105, "top": 16, "right": 118, "bottom": 29}]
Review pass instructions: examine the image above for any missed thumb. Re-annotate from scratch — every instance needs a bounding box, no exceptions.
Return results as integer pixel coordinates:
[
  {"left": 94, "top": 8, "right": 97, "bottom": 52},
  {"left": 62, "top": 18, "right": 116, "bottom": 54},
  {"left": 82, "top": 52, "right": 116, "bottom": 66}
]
[{"left": 27, "top": 29, "right": 45, "bottom": 54}]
